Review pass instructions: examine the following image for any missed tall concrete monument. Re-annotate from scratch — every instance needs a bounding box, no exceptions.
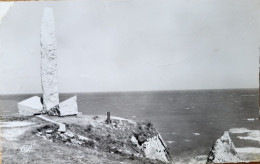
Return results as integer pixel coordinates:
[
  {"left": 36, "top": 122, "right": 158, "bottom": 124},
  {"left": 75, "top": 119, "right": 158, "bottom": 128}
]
[
  {"left": 18, "top": 7, "right": 78, "bottom": 117},
  {"left": 40, "top": 8, "right": 59, "bottom": 113}
]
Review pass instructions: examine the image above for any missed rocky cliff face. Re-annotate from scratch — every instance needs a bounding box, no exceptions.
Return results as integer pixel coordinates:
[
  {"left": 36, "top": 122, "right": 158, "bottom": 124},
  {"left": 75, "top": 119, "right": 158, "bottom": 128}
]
[
  {"left": 34, "top": 115, "right": 171, "bottom": 163},
  {"left": 140, "top": 134, "right": 170, "bottom": 163},
  {"left": 40, "top": 7, "right": 59, "bottom": 113},
  {"left": 207, "top": 131, "right": 240, "bottom": 163}
]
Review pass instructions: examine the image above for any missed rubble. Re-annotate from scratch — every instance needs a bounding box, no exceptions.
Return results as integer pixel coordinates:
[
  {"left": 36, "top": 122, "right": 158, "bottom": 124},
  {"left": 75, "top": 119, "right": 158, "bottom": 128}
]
[{"left": 18, "top": 96, "right": 43, "bottom": 116}]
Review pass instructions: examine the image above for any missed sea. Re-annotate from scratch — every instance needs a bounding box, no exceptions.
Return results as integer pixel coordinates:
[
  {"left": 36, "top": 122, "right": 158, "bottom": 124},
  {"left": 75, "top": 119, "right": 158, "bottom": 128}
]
[{"left": 0, "top": 89, "right": 259, "bottom": 161}]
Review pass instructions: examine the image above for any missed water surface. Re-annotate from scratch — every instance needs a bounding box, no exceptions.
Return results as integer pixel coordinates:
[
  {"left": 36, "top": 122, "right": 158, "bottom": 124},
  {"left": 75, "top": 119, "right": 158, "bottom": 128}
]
[{"left": 0, "top": 89, "right": 258, "bottom": 159}]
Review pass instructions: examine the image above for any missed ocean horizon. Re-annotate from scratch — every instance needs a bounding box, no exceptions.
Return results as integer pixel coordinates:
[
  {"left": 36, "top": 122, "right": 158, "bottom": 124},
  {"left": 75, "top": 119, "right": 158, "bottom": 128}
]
[{"left": 0, "top": 88, "right": 259, "bottom": 160}]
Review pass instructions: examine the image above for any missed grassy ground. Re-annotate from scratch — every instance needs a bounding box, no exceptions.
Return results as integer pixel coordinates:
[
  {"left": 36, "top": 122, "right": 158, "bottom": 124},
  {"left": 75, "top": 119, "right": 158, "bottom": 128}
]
[{"left": 1, "top": 115, "right": 169, "bottom": 164}]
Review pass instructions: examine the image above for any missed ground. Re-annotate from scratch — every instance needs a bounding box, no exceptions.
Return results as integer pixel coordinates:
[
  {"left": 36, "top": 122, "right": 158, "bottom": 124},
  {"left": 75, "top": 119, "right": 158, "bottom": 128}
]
[{"left": 1, "top": 114, "right": 170, "bottom": 164}]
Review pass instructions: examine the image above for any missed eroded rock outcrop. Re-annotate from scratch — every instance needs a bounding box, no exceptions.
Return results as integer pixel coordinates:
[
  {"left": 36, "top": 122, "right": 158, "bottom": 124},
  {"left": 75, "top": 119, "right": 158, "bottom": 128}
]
[
  {"left": 18, "top": 96, "right": 43, "bottom": 116},
  {"left": 40, "top": 7, "right": 59, "bottom": 114},
  {"left": 141, "top": 134, "right": 170, "bottom": 163},
  {"left": 131, "top": 123, "right": 171, "bottom": 163},
  {"left": 207, "top": 131, "right": 240, "bottom": 163}
]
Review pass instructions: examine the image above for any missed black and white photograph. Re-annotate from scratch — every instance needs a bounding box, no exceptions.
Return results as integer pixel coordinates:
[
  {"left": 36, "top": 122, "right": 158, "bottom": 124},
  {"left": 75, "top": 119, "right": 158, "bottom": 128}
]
[{"left": 0, "top": 0, "right": 260, "bottom": 163}]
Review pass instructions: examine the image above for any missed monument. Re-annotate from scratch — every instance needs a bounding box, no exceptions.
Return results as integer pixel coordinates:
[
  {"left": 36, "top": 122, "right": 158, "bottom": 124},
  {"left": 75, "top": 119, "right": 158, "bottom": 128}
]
[
  {"left": 18, "top": 7, "right": 78, "bottom": 117},
  {"left": 40, "top": 7, "right": 59, "bottom": 114}
]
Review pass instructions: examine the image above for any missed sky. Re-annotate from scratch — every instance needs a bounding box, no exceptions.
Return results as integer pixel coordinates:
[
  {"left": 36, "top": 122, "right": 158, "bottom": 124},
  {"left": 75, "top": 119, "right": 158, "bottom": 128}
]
[
  {"left": 0, "top": 2, "right": 13, "bottom": 25},
  {"left": 0, "top": 0, "right": 259, "bottom": 94}
]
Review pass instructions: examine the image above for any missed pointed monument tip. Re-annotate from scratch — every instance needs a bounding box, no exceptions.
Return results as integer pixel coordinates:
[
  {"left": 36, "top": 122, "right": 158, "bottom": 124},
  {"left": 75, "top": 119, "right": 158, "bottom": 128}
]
[{"left": 42, "top": 7, "right": 54, "bottom": 20}]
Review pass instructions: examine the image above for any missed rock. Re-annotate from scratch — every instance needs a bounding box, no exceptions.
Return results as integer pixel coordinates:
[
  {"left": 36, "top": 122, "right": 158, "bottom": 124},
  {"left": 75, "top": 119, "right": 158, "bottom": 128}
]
[
  {"left": 207, "top": 131, "right": 240, "bottom": 163},
  {"left": 47, "top": 105, "right": 60, "bottom": 116},
  {"left": 131, "top": 136, "right": 139, "bottom": 145},
  {"left": 64, "top": 131, "right": 74, "bottom": 138},
  {"left": 60, "top": 134, "right": 69, "bottom": 142},
  {"left": 40, "top": 7, "right": 59, "bottom": 114},
  {"left": 59, "top": 96, "right": 78, "bottom": 116},
  {"left": 18, "top": 96, "right": 43, "bottom": 116},
  {"left": 137, "top": 134, "right": 147, "bottom": 144},
  {"left": 58, "top": 123, "right": 66, "bottom": 132},
  {"left": 46, "top": 130, "right": 53, "bottom": 134},
  {"left": 141, "top": 135, "right": 170, "bottom": 163},
  {"left": 77, "top": 134, "right": 90, "bottom": 141}
]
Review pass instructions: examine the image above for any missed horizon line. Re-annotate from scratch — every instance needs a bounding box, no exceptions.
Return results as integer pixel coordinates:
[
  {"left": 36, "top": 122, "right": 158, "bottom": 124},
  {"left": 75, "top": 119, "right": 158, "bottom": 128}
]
[{"left": 0, "top": 87, "right": 258, "bottom": 96}]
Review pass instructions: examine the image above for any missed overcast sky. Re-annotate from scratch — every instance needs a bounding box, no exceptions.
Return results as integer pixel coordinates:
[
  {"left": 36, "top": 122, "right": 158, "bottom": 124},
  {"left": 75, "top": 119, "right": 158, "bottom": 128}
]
[{"left": 0, "top": 0, "right": 259, "bottom": 94}]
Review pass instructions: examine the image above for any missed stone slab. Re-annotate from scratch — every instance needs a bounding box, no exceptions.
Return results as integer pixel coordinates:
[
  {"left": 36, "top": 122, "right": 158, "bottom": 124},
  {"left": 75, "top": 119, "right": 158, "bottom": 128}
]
[
  {"left": 59, "top": 96, "right": 78, "bottom": 116},
  {"left": 18, "top": 96, "right": 43, "bottom": 116}
]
